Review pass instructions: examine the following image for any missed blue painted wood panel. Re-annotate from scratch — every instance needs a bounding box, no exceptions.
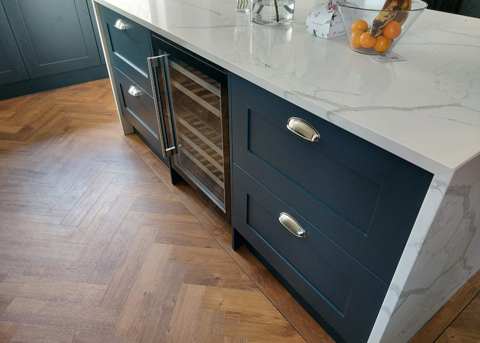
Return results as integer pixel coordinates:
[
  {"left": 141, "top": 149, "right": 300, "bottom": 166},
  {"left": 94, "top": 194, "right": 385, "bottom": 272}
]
[
  {"left": 230, "top": 73, "right": 433, "bottom": 283},
  {"left": 0, "top": 2, "right": 28, "bottom": 85},
  {"left": 2, "top": 0, "right": 101, "bottom": 79}
]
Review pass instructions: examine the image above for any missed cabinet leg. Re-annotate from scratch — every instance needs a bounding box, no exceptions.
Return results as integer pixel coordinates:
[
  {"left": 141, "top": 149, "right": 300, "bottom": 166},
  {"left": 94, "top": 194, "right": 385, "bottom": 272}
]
[
  {"left": 170, "top": 167, "right": 183, "bottom": 185},
  {"left": 232, "top": 228, "right": 246, "bottom": 250}
]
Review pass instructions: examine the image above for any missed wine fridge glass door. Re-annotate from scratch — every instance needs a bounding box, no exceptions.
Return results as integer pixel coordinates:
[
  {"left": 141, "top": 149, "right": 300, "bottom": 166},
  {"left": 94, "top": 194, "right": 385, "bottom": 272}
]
[{"left": 167, "top": 55, "right": 227, "bottom": 212}]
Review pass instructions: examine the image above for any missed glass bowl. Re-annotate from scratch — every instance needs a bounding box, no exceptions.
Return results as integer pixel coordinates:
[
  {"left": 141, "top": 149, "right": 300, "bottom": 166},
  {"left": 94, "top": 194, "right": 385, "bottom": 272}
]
[{"left": 337, "top": 0, "right": 428, "bottom": 55}]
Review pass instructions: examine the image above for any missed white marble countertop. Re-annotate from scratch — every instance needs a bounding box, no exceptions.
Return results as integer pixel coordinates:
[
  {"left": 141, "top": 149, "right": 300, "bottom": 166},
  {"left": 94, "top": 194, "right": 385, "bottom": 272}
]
[{"left": 95, "top": 0, "right": 480, "bottom": 174}]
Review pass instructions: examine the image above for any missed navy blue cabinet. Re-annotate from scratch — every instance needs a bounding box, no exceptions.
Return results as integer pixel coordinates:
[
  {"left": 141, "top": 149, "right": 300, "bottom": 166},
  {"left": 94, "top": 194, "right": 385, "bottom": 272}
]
[
  {"left": 100, "top": 4, "right": 231, "bottom": 219},
  {"left": 0, "top": 2, "right": 28, "bottom": 85},
  {"left": 230, "top": 74, "right": 433, "bottom": 342},
  {"left": 0, "top": 0, "right": 107, "bottom": 100},
  {"left": 99, "top": 5, "right": 153, "bottom": 96},
  {"left": 99, "top": 5, "right": 171, "bottom": 168},
  {"left": 230, "top": 73, "right": 432, "bottom": 284},
  {"left": 2, "top": 0, "right": 101, "bottom": 78}
]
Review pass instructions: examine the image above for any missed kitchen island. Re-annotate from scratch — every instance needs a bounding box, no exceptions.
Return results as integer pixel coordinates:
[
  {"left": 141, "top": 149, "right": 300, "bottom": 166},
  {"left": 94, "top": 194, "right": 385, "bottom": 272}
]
[{"left": 92, "top": 0, "right": 480, "bottom": 342}]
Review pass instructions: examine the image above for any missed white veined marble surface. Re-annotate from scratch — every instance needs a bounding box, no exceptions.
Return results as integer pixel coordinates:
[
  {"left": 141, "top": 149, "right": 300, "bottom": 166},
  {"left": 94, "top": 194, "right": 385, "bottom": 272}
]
[
  {"left": 372, "top": 154, "right": 480, "bottom": 343},
  {"left": 95, "top": 0, "right": 480, "bottom": 174}
]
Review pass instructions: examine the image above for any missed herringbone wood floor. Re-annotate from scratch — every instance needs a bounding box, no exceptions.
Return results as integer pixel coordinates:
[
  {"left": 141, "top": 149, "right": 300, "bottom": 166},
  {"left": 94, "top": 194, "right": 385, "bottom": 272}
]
[
  {"left": 0, "top": 80, "right": 310, "bottom": 343},
  {"left": 0, "top": 79, "right": 479, "bottom": 343}
]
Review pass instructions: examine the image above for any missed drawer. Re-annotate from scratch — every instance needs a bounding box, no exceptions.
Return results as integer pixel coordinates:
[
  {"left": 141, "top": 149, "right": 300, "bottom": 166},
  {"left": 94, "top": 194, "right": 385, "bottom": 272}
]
[
  {"left": 114, "top": 67, "right": 162, "bottom": 152},
  {"left": 99, "top": 5, "right": 152, "bottom": 95},
  {"left": 230, "top": 74, "right": 433, "bottom": 283},
  {"left": 232, "top": 164, "right": 388, "bottom": 343}
]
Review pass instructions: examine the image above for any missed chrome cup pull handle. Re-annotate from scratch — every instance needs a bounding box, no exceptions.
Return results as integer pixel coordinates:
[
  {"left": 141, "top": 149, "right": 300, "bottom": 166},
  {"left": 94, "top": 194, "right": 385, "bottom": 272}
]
[
  {"left": 128, "top": 86, "right": 140, "bottom": 97},
  {"left": 279, "top": 212, "right": 306, "bottom": 238},
  {"left": 114, "top": 19, "right": 127, "bottom": 30},
  {"left": 286, "top": 117, "right": 320, "bottom": 142}
]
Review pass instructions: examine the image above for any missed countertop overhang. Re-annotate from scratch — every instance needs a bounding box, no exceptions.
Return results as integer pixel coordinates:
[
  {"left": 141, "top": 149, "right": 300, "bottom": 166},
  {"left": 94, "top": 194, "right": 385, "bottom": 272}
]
[{"left": 94, "top": 0, "right": 480, "bottom": 174}]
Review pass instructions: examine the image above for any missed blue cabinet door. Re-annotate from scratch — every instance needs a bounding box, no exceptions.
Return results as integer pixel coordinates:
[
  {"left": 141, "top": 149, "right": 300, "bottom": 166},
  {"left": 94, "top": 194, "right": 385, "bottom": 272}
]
[
  {"left": 0, "top": 3, "right": 28, "bottom": 85},
  {"left": 2, "top": 0, "right": 101, "bottom": 79}
]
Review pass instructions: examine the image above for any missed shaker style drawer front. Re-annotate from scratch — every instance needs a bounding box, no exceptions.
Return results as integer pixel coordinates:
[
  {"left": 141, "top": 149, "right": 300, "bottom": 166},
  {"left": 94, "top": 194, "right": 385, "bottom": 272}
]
[
  {"left": 232, "top": 164, "right": 388, "bottom": 343},
  {"left": 99, "top": 5, "right": 152, "bottom": 95},
  {"left": 114, "top": 68, "right": 160, "bottom": 150},
  {"left": 230, "top": 74, "right": 433, "bottom": 283}
]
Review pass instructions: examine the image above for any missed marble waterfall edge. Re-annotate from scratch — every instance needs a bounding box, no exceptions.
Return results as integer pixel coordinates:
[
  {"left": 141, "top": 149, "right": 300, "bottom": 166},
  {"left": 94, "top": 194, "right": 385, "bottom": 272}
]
[{"left": 370, "top": 154, "right": 480, "bottom": 343}]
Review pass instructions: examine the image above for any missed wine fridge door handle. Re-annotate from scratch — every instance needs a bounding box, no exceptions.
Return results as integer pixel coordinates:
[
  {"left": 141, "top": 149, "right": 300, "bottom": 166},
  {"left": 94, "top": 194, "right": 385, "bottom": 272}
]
[{"left": 148, "top": 55, "right": 177, "bottom": 158}]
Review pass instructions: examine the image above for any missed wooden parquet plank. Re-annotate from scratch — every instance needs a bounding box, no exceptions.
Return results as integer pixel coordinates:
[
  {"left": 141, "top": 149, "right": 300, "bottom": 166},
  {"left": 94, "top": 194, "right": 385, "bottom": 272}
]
[
  {"left": 0, "top": 220, "right": 75, "bottom": 243},
  {"left": 142, "top": 211, "right": 199, "bottom": 227},
  {"left": 0, "top": 322, "right": 20, "bottom": 343},
  {"left": 0, "top": 141, "right": 31, "bottom": 150},
  {"left": 0, "top": 295, "right": 14, "bottom": 318},
  {"left": 112, "top": 244, "right": 173, "bottom": 337},
  {"left": 0, "top": 192, "right": 61, "bottom": 209},
  {"left": 183, "top": 263, "right": 258, "bottom": 291},
  {"left": 68, "top": 184, "right": 125, "bottom": 244},
  {"left": 9, "top": 325, "right": 75, "bottom": 343},
  {"left": 221, "top": 318, "right": 305, "bottom": 343},
  {"left": 53, "top": 162, "right": 107, "bottom": 211},
  {"left": 0, "top": 168, "right": 47, "bottom": 183},
  {"left": 42, "top": 151, "right": 99, "bottom": 193},
  {"left": 98, "top": 226, "right": 157, "bottom": 309},
  {"left": 135, "top": 262, "right": 189, "bottom": 343},
  {"left": 0, "top": 258, "right": 96, "bottom": 283},
  {"left": 153, "top": 219, "right": 220, "bottom": 249},
  {"left": 0, "top": 208, "right": 68, "bottom": 225},
  {"left": 435, "top": 294, "right": 480, "bottom": 343},
  {"left": 165, "top": 284, "right": 206, "bottom": 343},
  {"left": 0, "top": 239, "right": 84, "bottom": 262},
  {"left": 169, "top": 245, "right": 238, "bottom": 267},
  {"left": 120, "top": 183, "right": 177, "bottom": 200},
  {"left": 192, "top": 308, "right": 225, "bottom": 343},
  {"left": 0, "top": 298, "right": 119, "bottom": 334},
  {"left": 0, "top": 276, "right": 107, "bottom": 306},
  {"left": 222, "top": 338, "right": 248, "bottom": 343},
  {"left": 77, "top": 196, "right": 135, "bottom": 263},
  {"left": 72, "top": 332, "right": 134, "bottom": 343},
  {"left": 0, "top": 177, "right": 52, "bottom": 194},
  {"left": 0, "top": 179, "right": 53, "bottom": 195},
  {"left": 130, "top": 196, "right": 187, "bottom": 215},
  {"left": 87, "top": 211, "right": 145, "bottom": 285},
  {"left": 202, "top": 287, "right": 281, "bottom": 319},
  {"left": 111, "top": 173, "right": 162, "bottom": 186},
  {"left": 61, "top": 172, "right": 116, "bottom": 227}
]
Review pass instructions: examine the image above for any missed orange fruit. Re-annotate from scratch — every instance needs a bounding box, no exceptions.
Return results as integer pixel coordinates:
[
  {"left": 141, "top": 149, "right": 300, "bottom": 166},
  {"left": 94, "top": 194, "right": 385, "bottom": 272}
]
[
  {"left": 351, "top": 20, "right": 368, "bottom": 33},
  {"left": 350, "top": 31, "right": 363, "bottom": 49},
  {"left": 359, "top": 32, "right": 377, "bottom": 49},
  {"left": 383, "top": 21, "right": 402, "bottom": 39},
  {"left": 374, "top": 36, "right": 392, "bottom": 53}
]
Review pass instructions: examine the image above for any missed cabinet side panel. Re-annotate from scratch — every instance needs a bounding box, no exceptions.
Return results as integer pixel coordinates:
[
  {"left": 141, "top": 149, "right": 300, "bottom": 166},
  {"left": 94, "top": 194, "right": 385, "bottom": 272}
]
[{"left": 376, "top": 154, "right": 480, "bottom": 343}]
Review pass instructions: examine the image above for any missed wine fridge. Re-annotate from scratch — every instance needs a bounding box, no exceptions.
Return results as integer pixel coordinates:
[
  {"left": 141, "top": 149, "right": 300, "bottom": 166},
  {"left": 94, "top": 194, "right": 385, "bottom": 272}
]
[{"left": 149, "top": 35, "right": 230, "bottom": 219}]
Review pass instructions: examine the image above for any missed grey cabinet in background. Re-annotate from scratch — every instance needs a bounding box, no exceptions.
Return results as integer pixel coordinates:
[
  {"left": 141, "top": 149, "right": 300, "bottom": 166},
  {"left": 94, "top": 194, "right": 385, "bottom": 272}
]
[{"left": 0, "top": 3, "right": 28, "bottom": 85}]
